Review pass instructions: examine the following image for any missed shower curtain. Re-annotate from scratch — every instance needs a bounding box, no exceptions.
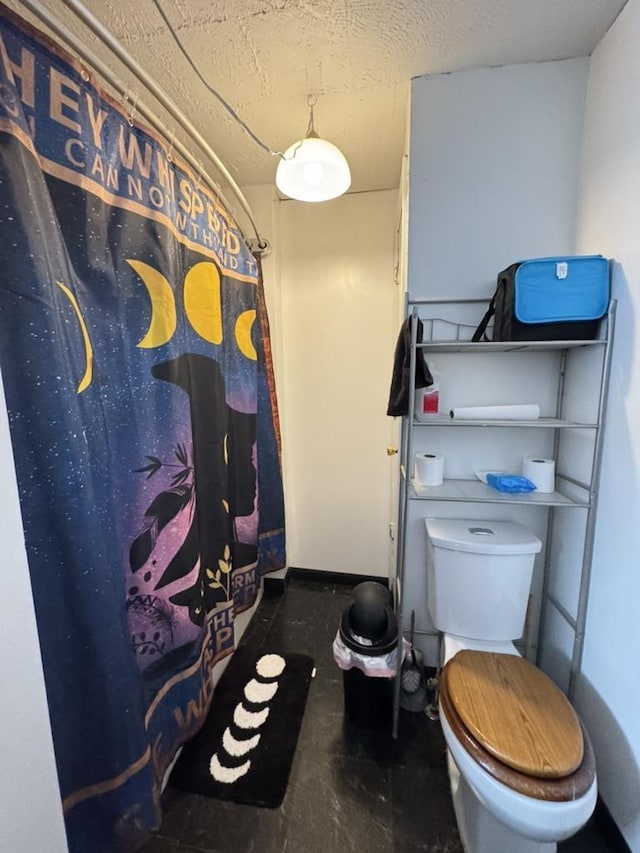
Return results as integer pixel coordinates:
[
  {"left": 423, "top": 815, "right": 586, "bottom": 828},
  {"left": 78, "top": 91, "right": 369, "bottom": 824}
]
[{"left": 0, "top": 6, "right": 285, "bottom": 851}]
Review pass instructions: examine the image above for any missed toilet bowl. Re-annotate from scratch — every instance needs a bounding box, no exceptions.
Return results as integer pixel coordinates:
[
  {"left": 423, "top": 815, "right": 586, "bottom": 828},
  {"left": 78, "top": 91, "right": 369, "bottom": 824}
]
[
  {"left": 439, "top": 642, "right": 596, "bottom": 851},
  {"left": 424, "top": 518, "right": 597, "bottom": 853}
]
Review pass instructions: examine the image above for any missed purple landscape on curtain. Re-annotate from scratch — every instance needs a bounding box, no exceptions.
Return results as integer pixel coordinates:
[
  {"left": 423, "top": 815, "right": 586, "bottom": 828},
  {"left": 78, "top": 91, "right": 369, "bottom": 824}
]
[{"left": 0, "top": 5, "right": 285, "bottom": 851}]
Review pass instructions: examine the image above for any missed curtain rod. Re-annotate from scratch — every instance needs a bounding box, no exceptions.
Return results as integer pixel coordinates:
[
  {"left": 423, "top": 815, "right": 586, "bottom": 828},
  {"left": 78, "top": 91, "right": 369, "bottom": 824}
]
[{"left": 18, "top": 0, "right": 268, "bottom": 252}]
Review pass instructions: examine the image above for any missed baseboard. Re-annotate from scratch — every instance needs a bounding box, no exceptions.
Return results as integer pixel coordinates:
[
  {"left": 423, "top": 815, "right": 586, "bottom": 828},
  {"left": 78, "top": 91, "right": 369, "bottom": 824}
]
[
  {"left": 593, "top": 796, "right": 632, "bottom": 852},
  {"left": 263, "top": 566, "right": 289, "bottom": 596},
  {"left": 288, "top": 567, "right": 391, "bottom": 587}
]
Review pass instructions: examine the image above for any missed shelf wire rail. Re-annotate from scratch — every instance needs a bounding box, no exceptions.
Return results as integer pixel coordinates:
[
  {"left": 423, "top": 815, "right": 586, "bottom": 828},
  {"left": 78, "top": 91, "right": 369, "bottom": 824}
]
[{"left": 391, "top": 297, "right": 616, "bottom": 737}]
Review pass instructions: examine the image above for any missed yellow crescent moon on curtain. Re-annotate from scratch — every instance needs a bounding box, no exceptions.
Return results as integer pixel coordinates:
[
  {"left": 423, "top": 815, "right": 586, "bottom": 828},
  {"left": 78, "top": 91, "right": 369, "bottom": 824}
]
[
  {"left": 127, "top": 259, "right": 177, "bottom": 349},
  {"left": 56, "top": 280, "right": 93, "bottom": 394},
  {"left": 235, "top": 310, "right": 257, "bottom": 361},
  {"left": 183, "top": 261, "right": 223, "bottom": 344}
]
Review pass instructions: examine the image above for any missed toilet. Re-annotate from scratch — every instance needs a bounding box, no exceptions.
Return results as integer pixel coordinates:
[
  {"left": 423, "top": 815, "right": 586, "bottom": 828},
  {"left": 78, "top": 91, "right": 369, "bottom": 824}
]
[{"left": 425, "top": 517, "right": 597, "bottom": 853}]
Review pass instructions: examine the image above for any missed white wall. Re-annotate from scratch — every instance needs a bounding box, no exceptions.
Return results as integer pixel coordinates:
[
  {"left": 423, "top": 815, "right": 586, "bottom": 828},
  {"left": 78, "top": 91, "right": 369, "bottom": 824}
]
[
  {"left": 0, "top": 369, "right": 68, "bottom": 852},
  {"left": 405, "top": 59, "right": 590, "bottom": 662},
  {"left": 275, "top": 190, "right": 400, "bottom": 576},
  {"left": 239, "top": 187, "right": 402, "bottom": 578},
  {"left": 408, "top": 59, "right": 589, "bottom": 299},
  {"left": 572, "top": 2, "right": 640, "bottom": 847}
]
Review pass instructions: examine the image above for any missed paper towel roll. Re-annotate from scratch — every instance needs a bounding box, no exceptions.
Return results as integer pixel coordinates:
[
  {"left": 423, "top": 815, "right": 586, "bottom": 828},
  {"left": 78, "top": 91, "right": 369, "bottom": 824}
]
[
  {"left": 449, "top": 404, "right": 540, "bottom": 421},
  {"left": 522, "top": 457, "right": 555, "bottom": 492},
  {"left": 414, "top": 453, "right": 444, "bottom": 486}
]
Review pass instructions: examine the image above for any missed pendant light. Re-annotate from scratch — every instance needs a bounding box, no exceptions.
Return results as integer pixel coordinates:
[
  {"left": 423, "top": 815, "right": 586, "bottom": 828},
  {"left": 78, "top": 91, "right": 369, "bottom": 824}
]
[{"left": 275, "top": 95, "right": 351, "bottom": 202}]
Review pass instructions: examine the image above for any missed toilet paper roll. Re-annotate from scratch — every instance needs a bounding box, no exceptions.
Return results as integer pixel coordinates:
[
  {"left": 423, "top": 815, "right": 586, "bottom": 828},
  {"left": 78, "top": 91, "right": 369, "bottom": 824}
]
[
  {"left": 414, "top": 453, "right": 444, "bottom": 486},
  {"left": 522, "top": 457, "right": 556, "bottom": 493},
  {"left": 449, "top": 404, "right": 540, "bottom": 421}
]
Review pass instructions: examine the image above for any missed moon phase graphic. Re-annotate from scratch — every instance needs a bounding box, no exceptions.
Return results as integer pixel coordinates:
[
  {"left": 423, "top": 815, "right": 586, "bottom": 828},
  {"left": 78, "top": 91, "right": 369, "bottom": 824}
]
[
  {"left": 183, "top": 261, "right": 223, "bottom": 345},
  {"left": 222, "top": 727, "right": 260, "bottom": 757},
  {"left": 256, "top": 654, "right": 286, "bottom": 679},
  {"left": 243, "top": 677, "right": 278, "bottom": 704},
  {"left": 232, "top": 703, "right": 270, "bottom": 729},
  {"left": 127, "top": 259, "right": 177, "bottom": 349},
  {"left": 235, "top": 310, "right": 257, "bottom": 361},
  {"left": 209, "top": 653, "right": 287, "bottom": 785},
  {"left": 209, "top": 752, "right": 251, "bottom": 784},
  {"left": 129, "top": 260, "right": 258, "bottom": 358},
  {"left": 60, "top": 259, "right": 258, "bottom": 397},
  {"left": 56, "top": 280, "right": 94, "bottom": 393}
]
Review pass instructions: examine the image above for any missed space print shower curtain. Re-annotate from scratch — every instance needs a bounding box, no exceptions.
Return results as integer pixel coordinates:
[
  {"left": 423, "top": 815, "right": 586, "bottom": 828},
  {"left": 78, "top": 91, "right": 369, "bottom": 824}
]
[{"left": 0, "top": 6, "right": 285, "bottom": 852}]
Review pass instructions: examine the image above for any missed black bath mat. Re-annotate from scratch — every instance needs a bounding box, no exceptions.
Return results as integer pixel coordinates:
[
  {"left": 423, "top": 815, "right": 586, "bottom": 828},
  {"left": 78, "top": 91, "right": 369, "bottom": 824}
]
[{"left": 169, "top": 646, "right": 314, "bottom": 808}]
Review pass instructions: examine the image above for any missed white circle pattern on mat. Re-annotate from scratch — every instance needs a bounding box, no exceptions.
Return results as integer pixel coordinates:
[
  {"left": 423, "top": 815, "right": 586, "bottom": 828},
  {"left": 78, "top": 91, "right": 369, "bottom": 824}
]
[
  {"left": 243, "top": 678, "right": 279, "bottom": 704},
  {"left": 208, "top": 653, "right": 288, "bottom": 786},
  {"left": 255, "top": 653, "right": 286, "bottom": 679},
  {"left": 209, "top": 752, "right": 251, "bottom": 783},
  {"left": 222, "top": 727, "right": 261, "bottom": 757},
  {"left": 233, "top": 702, "right": 270, "bottom": 730}
]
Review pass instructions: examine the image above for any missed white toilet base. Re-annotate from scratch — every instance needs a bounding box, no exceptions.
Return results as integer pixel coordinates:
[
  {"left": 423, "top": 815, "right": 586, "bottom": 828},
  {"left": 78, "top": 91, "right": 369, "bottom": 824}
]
[
  {"left": 439, "top": 638, "right": 597, "bottom": 846},
  {"left": 448, "top": 752, "right": 556, "bottom": 853}
]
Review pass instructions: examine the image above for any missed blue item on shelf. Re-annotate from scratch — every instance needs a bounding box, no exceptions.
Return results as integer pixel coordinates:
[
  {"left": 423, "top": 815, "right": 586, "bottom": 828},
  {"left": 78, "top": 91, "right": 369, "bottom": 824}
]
[
  {"left": 486, "top": 474, "right": 537, "bottom": 493},
  {"left": 472, "top": 255, "right": 610, "bottom": 342}
]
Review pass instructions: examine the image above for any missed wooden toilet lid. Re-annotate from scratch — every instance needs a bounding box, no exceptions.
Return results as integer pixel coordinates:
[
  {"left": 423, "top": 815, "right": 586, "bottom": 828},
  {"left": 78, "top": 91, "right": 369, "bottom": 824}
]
[{"left": 444, "top": 651, "right": 583, "bottom": 778}]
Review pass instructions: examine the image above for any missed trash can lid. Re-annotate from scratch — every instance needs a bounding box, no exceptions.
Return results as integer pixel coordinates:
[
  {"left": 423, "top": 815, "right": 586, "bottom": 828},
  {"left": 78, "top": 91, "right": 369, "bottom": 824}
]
[
  {"left": 339, "top": 604, "right": 398, "bottom": 656},
  {"left": 350, "top": 599, "right": 389, "bottom": 642},
  {"left": 353, "top": 581, "right": 392, "bottom": 609}
]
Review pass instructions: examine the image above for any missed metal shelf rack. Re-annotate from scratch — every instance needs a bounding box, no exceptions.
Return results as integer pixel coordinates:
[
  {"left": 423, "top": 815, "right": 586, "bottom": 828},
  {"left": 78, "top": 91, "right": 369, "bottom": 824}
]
[{"left": 391, "top": 297, "right": 616, "bottom": 739}]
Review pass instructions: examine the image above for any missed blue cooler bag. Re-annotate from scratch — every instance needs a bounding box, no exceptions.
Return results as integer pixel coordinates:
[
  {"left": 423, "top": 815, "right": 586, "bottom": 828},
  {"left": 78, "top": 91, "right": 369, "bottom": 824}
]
[{"left": 473, "top": 255, "right": 610, "bottom": 342}]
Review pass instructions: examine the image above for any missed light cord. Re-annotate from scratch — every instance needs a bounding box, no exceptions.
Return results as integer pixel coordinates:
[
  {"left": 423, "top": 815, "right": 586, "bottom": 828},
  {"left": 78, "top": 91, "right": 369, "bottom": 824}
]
[{"left": 152, "top": 0, "right": 283, "bottom": 159}]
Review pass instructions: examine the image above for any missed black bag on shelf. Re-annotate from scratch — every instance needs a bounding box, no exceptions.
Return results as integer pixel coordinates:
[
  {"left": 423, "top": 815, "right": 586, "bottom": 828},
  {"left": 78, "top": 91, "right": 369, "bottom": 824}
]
[
  {"left": 472, "top": 255, "right": 610, "bottom": 342},
  {"left": 387, "top": 316, "right": 433, "bottom": 416}
]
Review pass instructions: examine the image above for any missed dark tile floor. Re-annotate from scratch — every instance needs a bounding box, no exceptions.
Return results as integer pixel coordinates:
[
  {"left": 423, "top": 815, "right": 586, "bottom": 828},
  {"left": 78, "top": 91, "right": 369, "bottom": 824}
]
[{"left": 140, "top": 576, "right": 624, "bottom": 853}]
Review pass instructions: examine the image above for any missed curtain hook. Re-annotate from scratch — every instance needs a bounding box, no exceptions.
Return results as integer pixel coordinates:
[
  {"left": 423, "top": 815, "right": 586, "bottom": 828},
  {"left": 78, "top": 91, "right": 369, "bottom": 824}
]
[
  {"left": 127, "top": 91, "right": 139, "bottom": 127},
  {"left": 166, "top": 130, "right": 175, "bottom": 164}
]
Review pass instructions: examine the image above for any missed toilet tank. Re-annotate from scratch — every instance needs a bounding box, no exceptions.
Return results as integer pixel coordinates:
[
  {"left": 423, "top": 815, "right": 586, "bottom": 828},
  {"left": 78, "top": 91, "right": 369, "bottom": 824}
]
[{"left": 425, "top": 518, "right": 542, "bottom": 641}]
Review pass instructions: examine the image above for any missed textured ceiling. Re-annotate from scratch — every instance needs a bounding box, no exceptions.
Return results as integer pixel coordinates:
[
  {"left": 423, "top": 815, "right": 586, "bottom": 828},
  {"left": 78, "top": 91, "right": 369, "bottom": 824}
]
[{"left": 9, "top": 0, "right": 628, "bottom": 197}]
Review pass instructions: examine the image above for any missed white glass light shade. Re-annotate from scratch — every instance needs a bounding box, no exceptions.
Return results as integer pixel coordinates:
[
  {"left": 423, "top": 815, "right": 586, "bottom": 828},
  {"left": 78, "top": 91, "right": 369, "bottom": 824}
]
[{"left": 275, "top": 136, "right": 351, "bottom": 202}]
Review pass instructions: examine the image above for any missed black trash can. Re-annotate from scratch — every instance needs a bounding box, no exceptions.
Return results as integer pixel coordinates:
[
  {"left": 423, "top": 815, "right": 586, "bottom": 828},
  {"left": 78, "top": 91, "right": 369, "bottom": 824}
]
[{"left": 335, "top": 582, "right": 398, "bottom": 727}]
